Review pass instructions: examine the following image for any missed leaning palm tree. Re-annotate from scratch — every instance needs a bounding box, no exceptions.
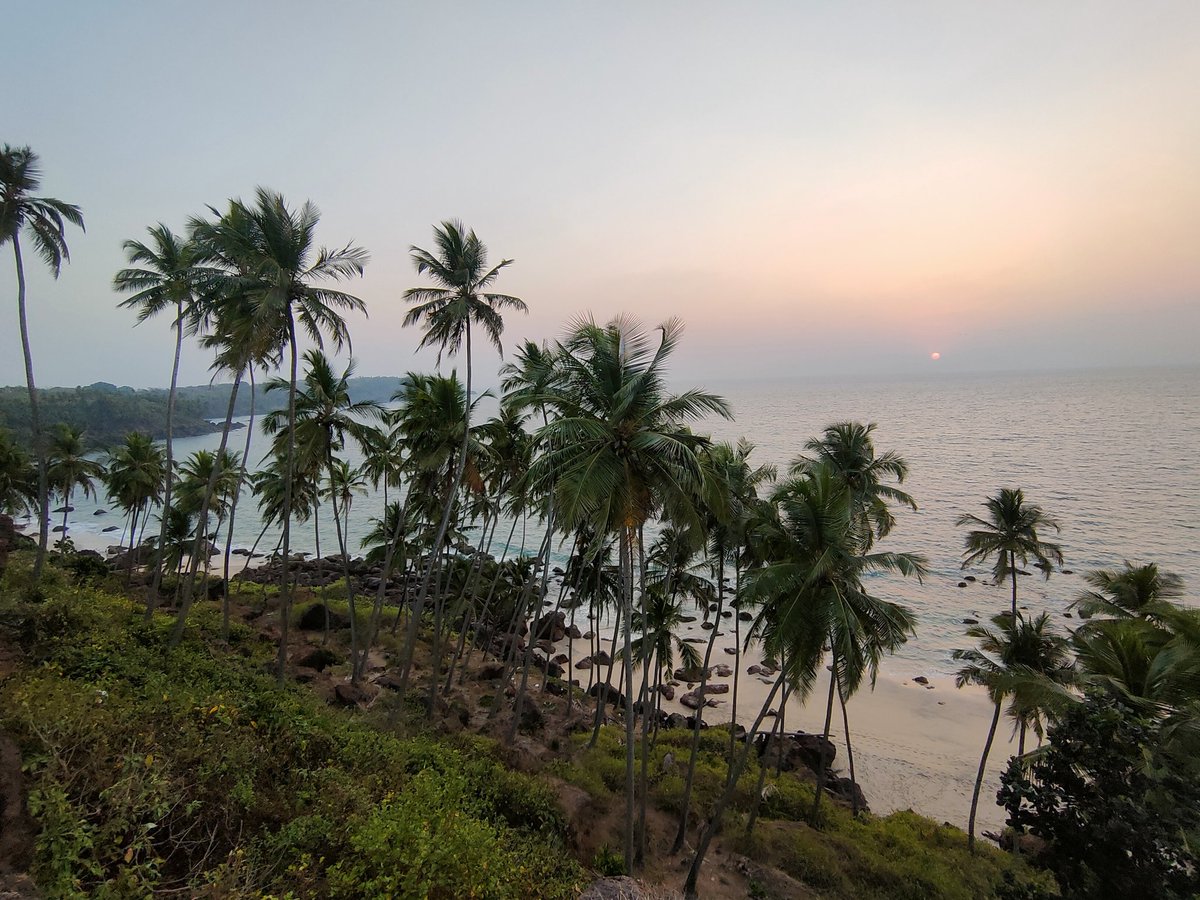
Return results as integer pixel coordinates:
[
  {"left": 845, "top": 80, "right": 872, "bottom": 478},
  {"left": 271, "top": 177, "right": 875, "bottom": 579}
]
[
  {"left": 1074, "top": 561, "right": 1185, "bottom": 622},
  {"left": 958, "top": 488, "right": 1064, "bottom": 617},
  {"left": 1, "top": 145, "right": 85, "bottom": 578},
  {"left": 533, "top": 315, "right": 731, "bottom": 874},
  {"left": 191, "top": 189, "right": 368, "bottom": 679},
  {"left": 953, "top": 611, "right": 1074, "bottom": 853},
  {"left": 46, "top": 425, "right": 104, "bottom": 543},
  {"left": 0, "top": 429, "right": 37, "bottom": 516},
  {"left": 114, "top": 223, "right": 210, "bottom": 615},
  {"left": 401, "top": 220, "right": 526, "bottom": 672}
]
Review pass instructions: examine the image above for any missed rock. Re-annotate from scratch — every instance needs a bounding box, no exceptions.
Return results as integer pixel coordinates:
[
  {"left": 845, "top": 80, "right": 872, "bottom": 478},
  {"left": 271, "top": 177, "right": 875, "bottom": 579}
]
[
  {"left": 51, "top": 525, "right": 64, "bottom": 533},
  {"left": 1062, "top": 569, "right": 1074, "bottom": 575},
  {"left": 292, "top": 667, "right": 319, "bottom": 684},
  {"left": 535, "top": 638, "right": 555, "bottom": 655},
  {"left": 720, "top": 610, "right": 732, "bottom": 618},
  {"left": 102, "top": 525, "right": 119, "bottom": 532},
  {"left": 575, "top": 657, "right": 593, "bottom": 670},
  {"left": 374, "top": 670, "right": 404, "bottom": 691},
  {"left": 723, "top": 647, "right": 737, "bottom": 655},
  {"left": 298, "top": 604, "right": 349, "bottom": 631},
  {"left": 827, "top": 775, "right": 870, "bottom": 812},
  {"left": 592, "top": 650, "right": 612, "bottom": 666},
  {"left": 567, "top": 624, "right": 582, "bottom": 640},
  {"left": 93, "top": 508, "right": 107, "bottom": 515},
  {"left": 660, "top": 751, "right": 675, "bottom": 772},
  {"left": 698, "top": 683, "right": 729, "bottom": 695},
  {"left": 679, "top": 691, "right": 704, "bottom": 710},
  {"left": 679, "top": 615, "right": 696, "bottom": 623},
  {"left": 683, "top": 637, "right": 705, "bottom": 644},
  {"left": 701, "top": 622, "right": 714, "bottom": 630},
  {"left": 957, "top": 582, "right": 968, "bottom": 588},
  {"left": 579, "top": 876, "right": 649, "bottom": 900},
  {"left": 332, "top": 681, "right": 375, "bottom": 707},
  {"left": 476, "top": 662, "right": 506, "bottom": 680},
  {"left": 583, "top": 631, "right": 595, "bottom": 640},
  {"left": 665, "top": 713, "right": 688, "bottom": 730},
  {"left": 657, "top": 684, "right": 675, "bottom": 701},
  {"left": 738, "top": 611, "right": 753, "bottom": 621},
  {"left": 963, "top": 618, "right": 979, "bottom": 625},
  {"left": 713, "top": 664, "right": 733, "bottom": 677},
  {"left": 673, "top": 665, "right": 706, "bottom": 682},
  {"left": 913, "top": 675, "right": 929, "bottom": 685},
  {"left": 747, "top": 664, "right": 763, "bottom": 676},
  {"left": 965, "top": 575, "right": 976, "bottom": 582},
  {"left": 553, "top": 653, "right": 570, "bottom": 665},
  {"left": 587, "top": 683, "right": 627, "bottom": 709},
  {"left": 1063, "top": 612, "right": 1073, "bottom": 618},
  {"left": 552, "top": 566, "right": 564, "bottom": 576},
  {"left": 297, "top": 647, "right": 340, "bottom": 672},
  {"left": 52, "top": 505, "right": 74, "bottom": 513},
  {"left": 532, "top": 610, "right": 567, "bottom": 642}
]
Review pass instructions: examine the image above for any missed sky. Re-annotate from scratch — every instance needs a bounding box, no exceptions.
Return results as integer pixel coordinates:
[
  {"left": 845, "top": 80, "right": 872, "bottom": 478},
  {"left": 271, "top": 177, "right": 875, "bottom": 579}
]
[{"left": 3, "top": 2, "right": 1199, "bottom": 390}]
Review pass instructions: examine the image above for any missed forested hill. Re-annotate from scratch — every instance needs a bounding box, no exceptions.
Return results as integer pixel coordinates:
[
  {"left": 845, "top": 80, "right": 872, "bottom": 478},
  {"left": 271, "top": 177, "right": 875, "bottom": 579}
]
[{"left": 0, "top": 376, "right": 407, "bottom": 449}]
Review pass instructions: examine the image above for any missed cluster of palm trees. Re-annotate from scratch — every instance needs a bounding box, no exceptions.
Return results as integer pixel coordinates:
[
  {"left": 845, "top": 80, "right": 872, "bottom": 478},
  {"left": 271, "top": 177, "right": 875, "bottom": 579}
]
[{"left": 952, "top": 489, "right": 1200, "bottom": 857}]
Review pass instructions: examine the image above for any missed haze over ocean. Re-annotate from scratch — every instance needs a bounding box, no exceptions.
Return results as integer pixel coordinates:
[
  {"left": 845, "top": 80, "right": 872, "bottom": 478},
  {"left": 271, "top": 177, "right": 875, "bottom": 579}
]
[{"left": 48, "top": 364, "right": 1200, "bottom": 676}]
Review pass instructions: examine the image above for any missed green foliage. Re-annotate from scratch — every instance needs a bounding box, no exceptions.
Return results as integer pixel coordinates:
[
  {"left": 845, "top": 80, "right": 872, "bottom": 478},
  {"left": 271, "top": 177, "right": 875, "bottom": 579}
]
[
  {"left": 0, "top": 580, "right": 582, "bottom": 898},
  {"left": 592, "top": 843, "right": 627, "bottom": 876},
  {"left": 999, "top": 695, "right": 1200, "bottom": 899}
]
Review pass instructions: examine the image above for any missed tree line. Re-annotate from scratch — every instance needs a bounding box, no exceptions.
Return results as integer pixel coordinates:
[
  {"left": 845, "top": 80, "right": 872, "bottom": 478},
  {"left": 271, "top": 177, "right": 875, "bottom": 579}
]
[{"left": 3, "top": 143, "right": 1196, "bottom": 897}]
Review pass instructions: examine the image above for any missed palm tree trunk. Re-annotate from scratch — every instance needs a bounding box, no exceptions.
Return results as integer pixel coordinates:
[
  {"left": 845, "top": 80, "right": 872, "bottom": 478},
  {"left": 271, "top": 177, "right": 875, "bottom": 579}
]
[
  {"left": 671, "top": 570, "right": 724, "bottom": 854},
  {"left": 222, "top": 368, "right": 256, "bottom": 640},
  {"left": 730, "top": 558, "right": 742, "bottom": 760},
  {"left": 171, "top": 370, "right": 242, "bottom": 646},
  {"left": 746, "top": 703, "right": 784, "bottom": 837},
  {"left": 276, "top": 316, "right": 299, "bottom": 684},
  {"left": 809, "top": 659, "right": 839, "bottom": 824},
  {"left": 588, "top": 601, "right": 623, "bottom": 747},
  {"left": 507, "top": 510, "right": 556, "bottom": 743},
  {"left": 684, "top": 675, "right": 785, "bottom": 899},
  {"left": 403, "top": 323, "right": 474, "bottom": 686},
  {"left": 124, "top": 505, "right": 139, "bottom": 587},
  {"left": 12, "top": 236, "right": 50, "bottom": 581},
  {"left": 329, "top": 462, "right": 360, "bottom": 684},
  {"left": 360, "top": 495, "right": 410, "bottom": 682},
  {"left": 968, "top": 700, "right": 1003, "bottom": 853},
  {"left": 60, "top": 487, "right": 70, "bottom": 541},
  {"left": 146, "top": 300, "right": 183, "bottom": 620},
  {"left": 620, "top": 524, "right": 637, "bottom": 876},
  {"left": 1010, "top": 550, "right": 1018, "bottom": 618},
  {"left": 837, "top": 673, "right": 861, "bottom": 815}
]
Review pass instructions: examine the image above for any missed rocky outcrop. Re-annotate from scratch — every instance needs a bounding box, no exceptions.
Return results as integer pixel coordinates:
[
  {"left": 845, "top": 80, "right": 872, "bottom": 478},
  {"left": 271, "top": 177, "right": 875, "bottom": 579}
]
[{"left": 578, "top": 876, "right": 649, "bottom": 899}]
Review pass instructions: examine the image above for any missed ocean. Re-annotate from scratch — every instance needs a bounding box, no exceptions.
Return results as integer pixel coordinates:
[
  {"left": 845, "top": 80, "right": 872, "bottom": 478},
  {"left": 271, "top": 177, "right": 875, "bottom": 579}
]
[{"left": 55, "top": 365, "right": 1200, "bottom": 678}]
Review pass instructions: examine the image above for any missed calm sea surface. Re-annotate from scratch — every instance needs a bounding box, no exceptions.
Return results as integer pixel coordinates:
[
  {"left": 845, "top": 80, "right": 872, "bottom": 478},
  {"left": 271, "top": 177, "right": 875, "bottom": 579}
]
[{"left": 59, "top": 365, "right": 1200, "bottom": 676}]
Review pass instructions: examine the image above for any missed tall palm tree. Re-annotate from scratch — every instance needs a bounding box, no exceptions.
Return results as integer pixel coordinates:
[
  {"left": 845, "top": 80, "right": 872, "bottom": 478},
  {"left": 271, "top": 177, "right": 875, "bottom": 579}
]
[
  {"left": 401, "top": 220, "right": 526, "bottom": 668},
  {"left": 953, "top": 611, "right": 1074, "bottom": 852},
  {"left": 192, "top": 189, "right": 368, "bottom": 679},
  {"left": 263, "top": 349, "right": 381, "bottom": 676},
  {"left": 1074, "top": 561, "right": 1185, "bottom": 622},
  {"left": 114, "top": 224, "right": 210, "bottom": 614},
  {"left": 1, "top": 145, "right": 85, "bottom": 577},
  {"left": 0, "top": 429, "right": 37, "bottom": 516},
  {"left": 46, "top": 425, "right": 104, "bottom": 543},
  {"left": 958, "top": 488, "right": 1064, "bottom": 617},
  {"left": 533, "top": 315, "right": 731, "bottom": 874},
  {"left": 104, "top": 432, "right": 166, "bottom": 582}
]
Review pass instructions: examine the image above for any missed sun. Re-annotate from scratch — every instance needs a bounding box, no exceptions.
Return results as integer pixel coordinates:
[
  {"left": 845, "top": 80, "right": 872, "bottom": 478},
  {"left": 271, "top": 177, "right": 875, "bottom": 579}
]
[{"left": 930, "top": 351, "right": 941, "bottom": 361}]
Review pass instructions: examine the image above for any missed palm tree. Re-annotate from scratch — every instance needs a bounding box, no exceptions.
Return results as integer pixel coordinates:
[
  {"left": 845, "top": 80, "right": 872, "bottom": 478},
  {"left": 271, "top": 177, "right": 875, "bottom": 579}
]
[
  {"left": 192, "top": 189, "right": 368, "bottom": 679},
  {"left": 2, "top": 145, "right": 85, "bottom": 577},
  {"left": 114, "top": 224, "right": 209, "bottom": 615},
  {"left": 792, "top": 421, "right": 915, "bottom": 548},
  {"left": 953, "top": 611, "right": 1074, "bottom": 852},
  {"left": 46, "top": 425, "right": 104, "bottom": 543},
  {"left": 263, "top": 349, "right": 380, "bottom": 676},
  {"left": 0, "top": 429, "right": 37, "bottom": 516},
  {"left": 1074, "top": 561, "right": 1185, "bottom": 622},
  {"left": 401, "top": 220, "right": 526, "bottom": 675},
  {"left": 958, "top": 488, "right": 1064, "bottom": 617},
  {"left": 104, "top": 432, "right": 166, "bottom": 583},
  {"left": 533, "top": 316, "right": 731, "bottom": 874}
]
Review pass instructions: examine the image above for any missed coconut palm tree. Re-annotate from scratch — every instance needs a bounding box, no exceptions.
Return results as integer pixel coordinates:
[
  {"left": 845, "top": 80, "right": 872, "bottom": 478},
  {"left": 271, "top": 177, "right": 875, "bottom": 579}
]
[
  {"left": 1074, "top": 561, "right": 1185, "bottom": 622},
  {"left": 2, "top": 145, "right": 85, "bottom": 577},
  {"left": 192, "top": 189, "right": 368, "bottom": 680},
  {"left": 953, "top": 611, "right": 1074, "bottom": 852},
  {"left": 958, "top": 488, "right": 1064, "bottom": 618},
  {"left": 263, "top": 349, "right": 381, "bottom": 675},
  {"left": 791, "top": 421, "right": 915, "bottom": 548},
  {"left": 46, "top": 425, "right": 104, "bottom": 543},
  {"left": 104, "top": 432, "right": 166, "bottom": 583},
  {"left": 0, "top": 429, "right": 37, "bottom": 516},
  {"left": 114, "top": 223, "right": 210, "bottom": 615},
  {"left": 533, "top": 315, "right": 731, "bottom": 874},
  {"left": 401, "top": 220, "right": 526, "bottom": 671}
]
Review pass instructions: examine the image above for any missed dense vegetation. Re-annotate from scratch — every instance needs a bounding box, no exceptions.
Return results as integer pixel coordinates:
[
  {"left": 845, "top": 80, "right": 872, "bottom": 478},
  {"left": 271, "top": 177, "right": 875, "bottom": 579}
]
[
  {"left": 0, "top": 378, "right": 408, "bottom": 449},
  {"left": 4, "top": 146, "right": 1198, "bottom": 898}
]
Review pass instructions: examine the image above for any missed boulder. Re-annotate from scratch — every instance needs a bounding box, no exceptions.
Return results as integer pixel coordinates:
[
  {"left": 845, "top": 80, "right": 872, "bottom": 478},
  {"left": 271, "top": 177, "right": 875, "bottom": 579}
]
[
  {"left": 553, "top": 653, "right": 570, "bottom": 665},
  {"left": 533, "top": 609, "right": 568, "bottom": 642},
  {"left": 588, "top": 683, "right": 627, "bottom": 709},
  {"left": 723, "top": 647, "right": 737, "bottom": 655},
  {"left": 698, "top": 682, "right": 729, "bottom": 695},
  {"left": 828, "top": 775, "right": 870, "bottom": 812},
  {"left": 657, "top": 684, "right": 675, "bottom": 701},
  {"left": 297, "top": 647, "right": 340, "bottom": 672},
  {"left": 93, "top": 508, "right": 107, "bottom": 515},
  {"left": 679, "top": 691, "right": 704, "bottom": 710},
  {"left": 567, "top": 624, "right": 583, "bottom": 640},
  {"left": 476, "top": 662, "right": 506, "bottom": 680},
  {"left": 374, "top": 670, "right": 405, "bottom": 691},
  {"left": 332, "top": 681, "right": 373, "bottom": 707},
  {"left": 574, "top": 657, "right": 593, "bottom": 670},
  {"left": 713, "top": 664, "right": 733, "bottom": 678},
  {"left": 592, "top": 650, "right": 612, "bottom": 666},
  {"left": 738, "top": 611, "right": 753, "bottom": 621},
  {"left": 297, "top": 603, "right": 349, "bottom": 631},
  {"left": 912, "top": 675, "right": 929, "bottom": 685}
]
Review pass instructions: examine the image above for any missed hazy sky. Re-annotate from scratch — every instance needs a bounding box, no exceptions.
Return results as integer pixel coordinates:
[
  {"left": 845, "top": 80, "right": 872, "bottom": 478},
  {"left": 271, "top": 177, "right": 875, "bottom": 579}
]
[{"left": 4, "top": 2, "right": 1198, "bottom": 389}]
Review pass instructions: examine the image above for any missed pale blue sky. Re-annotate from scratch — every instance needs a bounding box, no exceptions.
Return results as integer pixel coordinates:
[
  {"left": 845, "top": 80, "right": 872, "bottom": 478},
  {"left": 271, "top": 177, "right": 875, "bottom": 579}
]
[{"left": 4, "top": 2, "right": 1198, "bottom": 388}]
